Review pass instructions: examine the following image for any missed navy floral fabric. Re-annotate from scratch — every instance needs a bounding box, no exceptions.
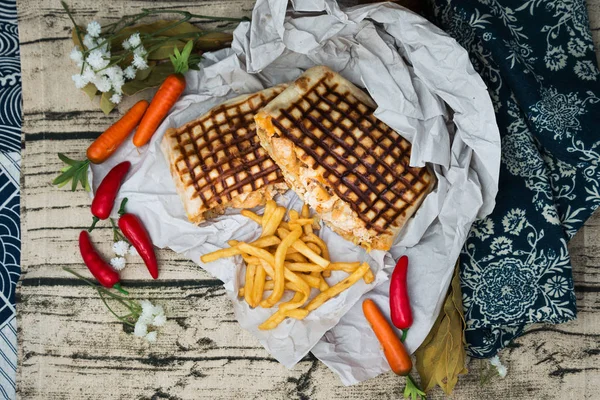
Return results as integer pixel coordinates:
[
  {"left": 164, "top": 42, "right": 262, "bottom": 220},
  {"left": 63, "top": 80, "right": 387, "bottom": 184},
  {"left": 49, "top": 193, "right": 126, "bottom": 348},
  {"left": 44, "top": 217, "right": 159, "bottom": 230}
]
[
  {"left": 0, "top": 0, "right": 21, "bottom": 396},
  {"left": 426, "top": 0, "right": 600, "bottom": 357}
]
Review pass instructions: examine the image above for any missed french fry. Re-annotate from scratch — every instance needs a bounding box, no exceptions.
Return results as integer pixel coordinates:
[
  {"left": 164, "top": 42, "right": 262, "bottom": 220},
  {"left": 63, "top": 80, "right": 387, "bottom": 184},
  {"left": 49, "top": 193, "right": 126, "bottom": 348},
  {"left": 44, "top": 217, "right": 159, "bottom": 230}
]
[
  {"left": 289, "top": 210, "right": 300, "bottom": 221},
  {"left": 202, "top": 236, "right": 281, "bottom": 263},
  {"left": 262, "top": 228, "right": 303, "bottom": 308},
  {"left": 327, "top": 262, "right": 362, "bottom": 273},
  {"left": 301, "top": 204, "right": 312, "bottom": 235},
  {"left": 299, "top": 273, "right": 321, "bottom": 289},
  {"left": 238, "top": 287, "right": 244, "bottom": 297},
  {"left": 363, "top": 268, "right": 375, "bottom": 284},
  {"left": 244, "top": 263, "right": 257, "bottom": 307},
  {"left": 278, "top": 228, "right": 330, "bottom": 268},
  {"left": 236, "top": 243, "right": 275, "bottom": 267},
  {"left": 229, "top": 237, "right": 281, "bottom": 247},
  {"left": 303, "top": 234, "right": 329, "bottom": 260},
  {"left": 285, "top": 262, "right": 324, "bottom": 272},
  {"left": 291, "top": 218, "right": 314, "bottom": 225},
  {"left": 306, "top": 242, "right": 322, "bottom": 255},
  {"left": 262, "top": 206, "right": 286, "bottom": 237},
  {"left": 285, "top": 253, "right": 307, "bottom": 263},
  {"left": 305, "top": 263, "right": 370, "bottom": 311},
  {"left": 258, "top": 307, "right": 309, "bottom": 330},
  {"left": 318, "top": 275, "right": 329, "bottom": 291},
  {"left": 279, "top": 289, "right": 308, "bottom": 313},
  {"left": 242, "top": 255, "right": 262, "bottom": 265},
  {"left": 200, "top": 247, "right": 240, "bottom": 264},
  {"left": 241, "top": 209, "right": 262, "bottom": 224},
  {"left": 253, "top": 264, "right": 267, "bottom": 305},
  {"left": 262, "top": 200, "right": 276, "bottom": 228},
  {"left": 256, "top": 259, "right": 310, "bottom": 295}
]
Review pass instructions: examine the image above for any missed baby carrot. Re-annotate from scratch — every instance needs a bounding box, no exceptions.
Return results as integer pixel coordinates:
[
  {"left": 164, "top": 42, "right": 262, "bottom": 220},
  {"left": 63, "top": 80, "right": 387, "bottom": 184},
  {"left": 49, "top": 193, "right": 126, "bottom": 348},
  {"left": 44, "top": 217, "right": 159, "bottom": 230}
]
[
  {"left": 363, "top": 298, "right": 412, "bottom": 376},
  {"left": 133, "top": 41, "right": 193, "bottom": 147},
  {"left": 87, "top": 100, "right": 148, "bottom": 164}
]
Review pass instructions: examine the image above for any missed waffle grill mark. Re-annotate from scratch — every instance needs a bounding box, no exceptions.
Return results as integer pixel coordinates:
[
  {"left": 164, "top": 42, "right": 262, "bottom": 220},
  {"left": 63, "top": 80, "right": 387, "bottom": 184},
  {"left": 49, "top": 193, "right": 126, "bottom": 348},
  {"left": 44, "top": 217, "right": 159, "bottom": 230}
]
[
  {"left": 272, "top": 78, "right": 431, "bottom": 232},
  {"left": 172, "top": 90, "right": 285, "bottom": 209}
]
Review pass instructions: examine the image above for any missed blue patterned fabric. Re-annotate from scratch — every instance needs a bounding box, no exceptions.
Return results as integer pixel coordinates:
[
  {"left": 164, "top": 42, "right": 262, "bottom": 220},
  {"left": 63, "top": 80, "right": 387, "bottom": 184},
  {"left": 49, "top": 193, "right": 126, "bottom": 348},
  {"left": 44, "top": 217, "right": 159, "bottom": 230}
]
[
  {"left": 0, "top": 0, "right": 20, "bottom": 397},
  {"left": 427, "top": 0, "right": 600, "bottom": 357}
]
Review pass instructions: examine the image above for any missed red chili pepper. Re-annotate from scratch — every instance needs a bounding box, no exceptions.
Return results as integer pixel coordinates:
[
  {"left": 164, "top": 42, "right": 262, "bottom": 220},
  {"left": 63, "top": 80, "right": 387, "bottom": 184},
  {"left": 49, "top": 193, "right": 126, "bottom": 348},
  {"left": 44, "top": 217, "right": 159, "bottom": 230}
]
[
  {"left": 117, "top": 198, "right": 159, "bottom": 279},
  {"left": 79, "top": 230, "right": 128, "bottom": 294},
  {"left": 89, "top": 161, "right": 131, "bottom": 231},
  {"left": 390, "top": 255, "right": 413, "bottom": 330}
]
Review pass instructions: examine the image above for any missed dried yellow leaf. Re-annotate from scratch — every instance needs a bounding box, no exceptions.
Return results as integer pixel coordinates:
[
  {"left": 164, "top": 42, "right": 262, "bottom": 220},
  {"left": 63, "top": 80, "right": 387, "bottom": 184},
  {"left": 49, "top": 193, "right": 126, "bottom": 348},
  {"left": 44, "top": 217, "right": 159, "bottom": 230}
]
[{"left": 415, "top": 260, "right": 467, "bottom": 395}]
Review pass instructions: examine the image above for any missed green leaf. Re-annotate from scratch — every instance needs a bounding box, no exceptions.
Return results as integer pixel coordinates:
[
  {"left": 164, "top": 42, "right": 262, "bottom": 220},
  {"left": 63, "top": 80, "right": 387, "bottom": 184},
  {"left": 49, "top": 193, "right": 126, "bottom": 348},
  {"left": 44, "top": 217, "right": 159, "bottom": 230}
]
[
  {"left": 121, "top": 62, "right": 174, "bottom": 96},
  {"left": 53, "top": 156, "right": 90, "bottom": 191},
  {"left": 414, "top": 260, "right": 467, "bottom": 395},
  {"left": 81, "top": 83, "right": 99, "bottom": 100},
  {"left": 171, "top": 40, "right": 194, "bottom": 74},
  {"left": 404, "top": 375, "right": 426, "bottom": 400},
  {"left": 100, "top": 91, "right": 117, "bottom": 115},
  {"left": 134, "top": 61, "right": 156, "bottom": 81},
  {"left": 113, "top": 21, "right": 201, "bottom": 51},
  {"left": 148, "top": 39, "right": 186, "bottom": 60},
  {"left": 71, "top": 24, "right": 85, "bottom": 48},
  {"left": 58, "top": 153, "right": 78, "bottom": 166},
  {"left": 195, "top": 32, "right": 233, "bottom": 51}
]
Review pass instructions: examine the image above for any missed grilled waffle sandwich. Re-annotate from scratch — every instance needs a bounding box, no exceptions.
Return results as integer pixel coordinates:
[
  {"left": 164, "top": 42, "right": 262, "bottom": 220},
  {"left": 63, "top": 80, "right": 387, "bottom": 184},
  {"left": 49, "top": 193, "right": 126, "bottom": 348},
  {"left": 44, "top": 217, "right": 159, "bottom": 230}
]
[
  {"left": 161, "top": 85, "right": 289, "bottom": 224},
  {"left": 255, "top": 67, "right": 435, "bottom": 251}
]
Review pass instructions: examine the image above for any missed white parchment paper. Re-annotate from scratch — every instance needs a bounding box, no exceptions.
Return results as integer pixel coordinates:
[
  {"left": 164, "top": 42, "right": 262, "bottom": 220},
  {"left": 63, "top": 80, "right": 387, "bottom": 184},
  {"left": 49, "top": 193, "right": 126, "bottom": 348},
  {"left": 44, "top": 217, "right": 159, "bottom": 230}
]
[{"left": 90, "top": 0, "right": 500, "bottom": 386}]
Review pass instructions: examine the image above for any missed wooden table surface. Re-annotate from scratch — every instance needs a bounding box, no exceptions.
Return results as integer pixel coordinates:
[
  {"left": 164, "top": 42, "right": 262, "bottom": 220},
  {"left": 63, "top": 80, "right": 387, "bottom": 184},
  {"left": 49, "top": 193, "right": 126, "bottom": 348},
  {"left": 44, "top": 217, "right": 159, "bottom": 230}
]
[{"left": 16, "top": 0, "right": 600, "bottom": 399}]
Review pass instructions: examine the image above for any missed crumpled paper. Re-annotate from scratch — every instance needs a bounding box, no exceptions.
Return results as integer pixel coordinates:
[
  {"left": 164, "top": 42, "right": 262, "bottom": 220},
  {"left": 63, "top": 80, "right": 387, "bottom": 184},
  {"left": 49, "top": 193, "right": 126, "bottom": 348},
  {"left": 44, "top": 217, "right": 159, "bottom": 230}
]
[{"left": 89, "top": 0, "right": 500, "bottom": 386}]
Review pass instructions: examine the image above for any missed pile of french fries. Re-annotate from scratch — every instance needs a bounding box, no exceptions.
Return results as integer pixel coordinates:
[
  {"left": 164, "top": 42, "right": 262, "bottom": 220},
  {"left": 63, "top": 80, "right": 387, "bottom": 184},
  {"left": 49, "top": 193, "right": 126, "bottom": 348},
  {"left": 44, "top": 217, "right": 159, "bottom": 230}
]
[{"left": 200, "top": 200, "right": 375, "bottom": 330}]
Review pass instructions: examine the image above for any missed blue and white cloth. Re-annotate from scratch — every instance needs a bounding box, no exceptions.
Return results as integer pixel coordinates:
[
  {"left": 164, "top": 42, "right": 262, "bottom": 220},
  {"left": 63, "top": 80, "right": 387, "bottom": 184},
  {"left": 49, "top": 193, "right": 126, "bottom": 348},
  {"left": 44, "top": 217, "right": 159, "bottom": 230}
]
[
  {"left": 0, "top": 0, "right": 21, "bottom": 397},
  {"left": 428, "top": 0, "right": 600, "bottom": 357}
]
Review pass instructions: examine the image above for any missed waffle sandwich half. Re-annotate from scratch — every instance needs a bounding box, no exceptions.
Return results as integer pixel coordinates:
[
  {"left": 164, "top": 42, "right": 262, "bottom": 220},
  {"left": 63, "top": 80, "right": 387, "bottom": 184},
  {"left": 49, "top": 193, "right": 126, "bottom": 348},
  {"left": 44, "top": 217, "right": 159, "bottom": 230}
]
[
  {"left": 255, "top": 67, "right": 435, "bottom": 250},
  {"left": 161, "top": 85, "right": 289, "bottom": 224}
]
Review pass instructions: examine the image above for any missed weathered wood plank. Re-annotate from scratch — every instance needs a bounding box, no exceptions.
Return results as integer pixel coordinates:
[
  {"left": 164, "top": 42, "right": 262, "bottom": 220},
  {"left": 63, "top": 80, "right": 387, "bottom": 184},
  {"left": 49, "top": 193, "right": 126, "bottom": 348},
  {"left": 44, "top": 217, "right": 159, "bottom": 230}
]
[{"left": 16, "top": 0, "right": 600, "bottom": 399}]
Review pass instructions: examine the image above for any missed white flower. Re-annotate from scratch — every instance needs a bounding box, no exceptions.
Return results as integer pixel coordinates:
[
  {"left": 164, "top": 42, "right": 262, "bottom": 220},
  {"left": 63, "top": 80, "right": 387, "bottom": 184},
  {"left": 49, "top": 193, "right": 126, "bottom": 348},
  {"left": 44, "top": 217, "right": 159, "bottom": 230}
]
[
  {"left": 83, "top": 34, "right": 97, "bottom": 50},
  {"left": 112, "top": 240, "right": 130, "bottom": 256},
  {"left": 574, "top": 60, "right": 599, "bottom": 81},
  {"left": 122, "top": 39, "right": 131, "bottom": 50},
  {"left": 134, "top": 320, "right": 148, "bottom": 337},
  {"left": 128, "top": 32, "right": 141, "bottom": 47},
  {"left": 139, "top": 300, "right": 155, "bottom": 318},
  {"left": 497, "top": 365, "right": 507, "bottom": 378},
  {"left": 94, "top": 75, "right": 111, "bottom": 92},
  {"left": 124, "top": 66, "right": 136, "bottom": 80},
  {"left": 104, "top": 65, "right": 122, "bottom": 80},
  {"left": 489, "top": 356, "right": 508, "bottom": 378},
  {"left": 82, "top": 65, "right": 96, "bottom": 82},
  {"left": 111, "top": 76, "right": 125, "bottom": 95},
  {"left": 145, "top": 331, "right": 158, "bottom": 342},
  {"left": 72, "top": 74, "right": 87, "bottom": 89},
  {"left": 110, "top": 256, "right": 126, "bottom": 271},
  {"left": 133, "top": 45, "right": 147, "bottom": 57},
  {"left": 86, "top": 49, "right": 109, "bottom": 70},
  {"left": 86, "top": 21, "right": 102, "bottom": 38},
  {"left": 152, "top": 305, "right": 165, "bottom": 317},
  {"left": 110, "top": 93, "right": 122, "bottom": 104},
  {"left": 152, "top": 313, "right": 167, "bottom": 327},
  {"left": 128, "top": 245, "right": 139, "bottom": 257},
  {"left": 132, "top": 53, "right": 148, "bottom": 70},
  {"left": 70, "top": 47, "right": 84, "bottom": 65}
]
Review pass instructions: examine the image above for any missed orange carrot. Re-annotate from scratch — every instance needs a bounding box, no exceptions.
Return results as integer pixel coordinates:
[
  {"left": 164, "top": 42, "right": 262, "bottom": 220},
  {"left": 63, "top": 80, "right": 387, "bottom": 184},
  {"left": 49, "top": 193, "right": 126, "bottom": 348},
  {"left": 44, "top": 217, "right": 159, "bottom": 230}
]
[
  {"left": 133, "top": 40, "right": 195, "bottom": 147},
  {"left": 133, "top": 74, "right": 186, "bottom": 147},
  {"left": 363, "top": 298, "right": 412, "bottom": 376},
  {"left": 87, "top": 100, "right": 149, "bottom": 163}
]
